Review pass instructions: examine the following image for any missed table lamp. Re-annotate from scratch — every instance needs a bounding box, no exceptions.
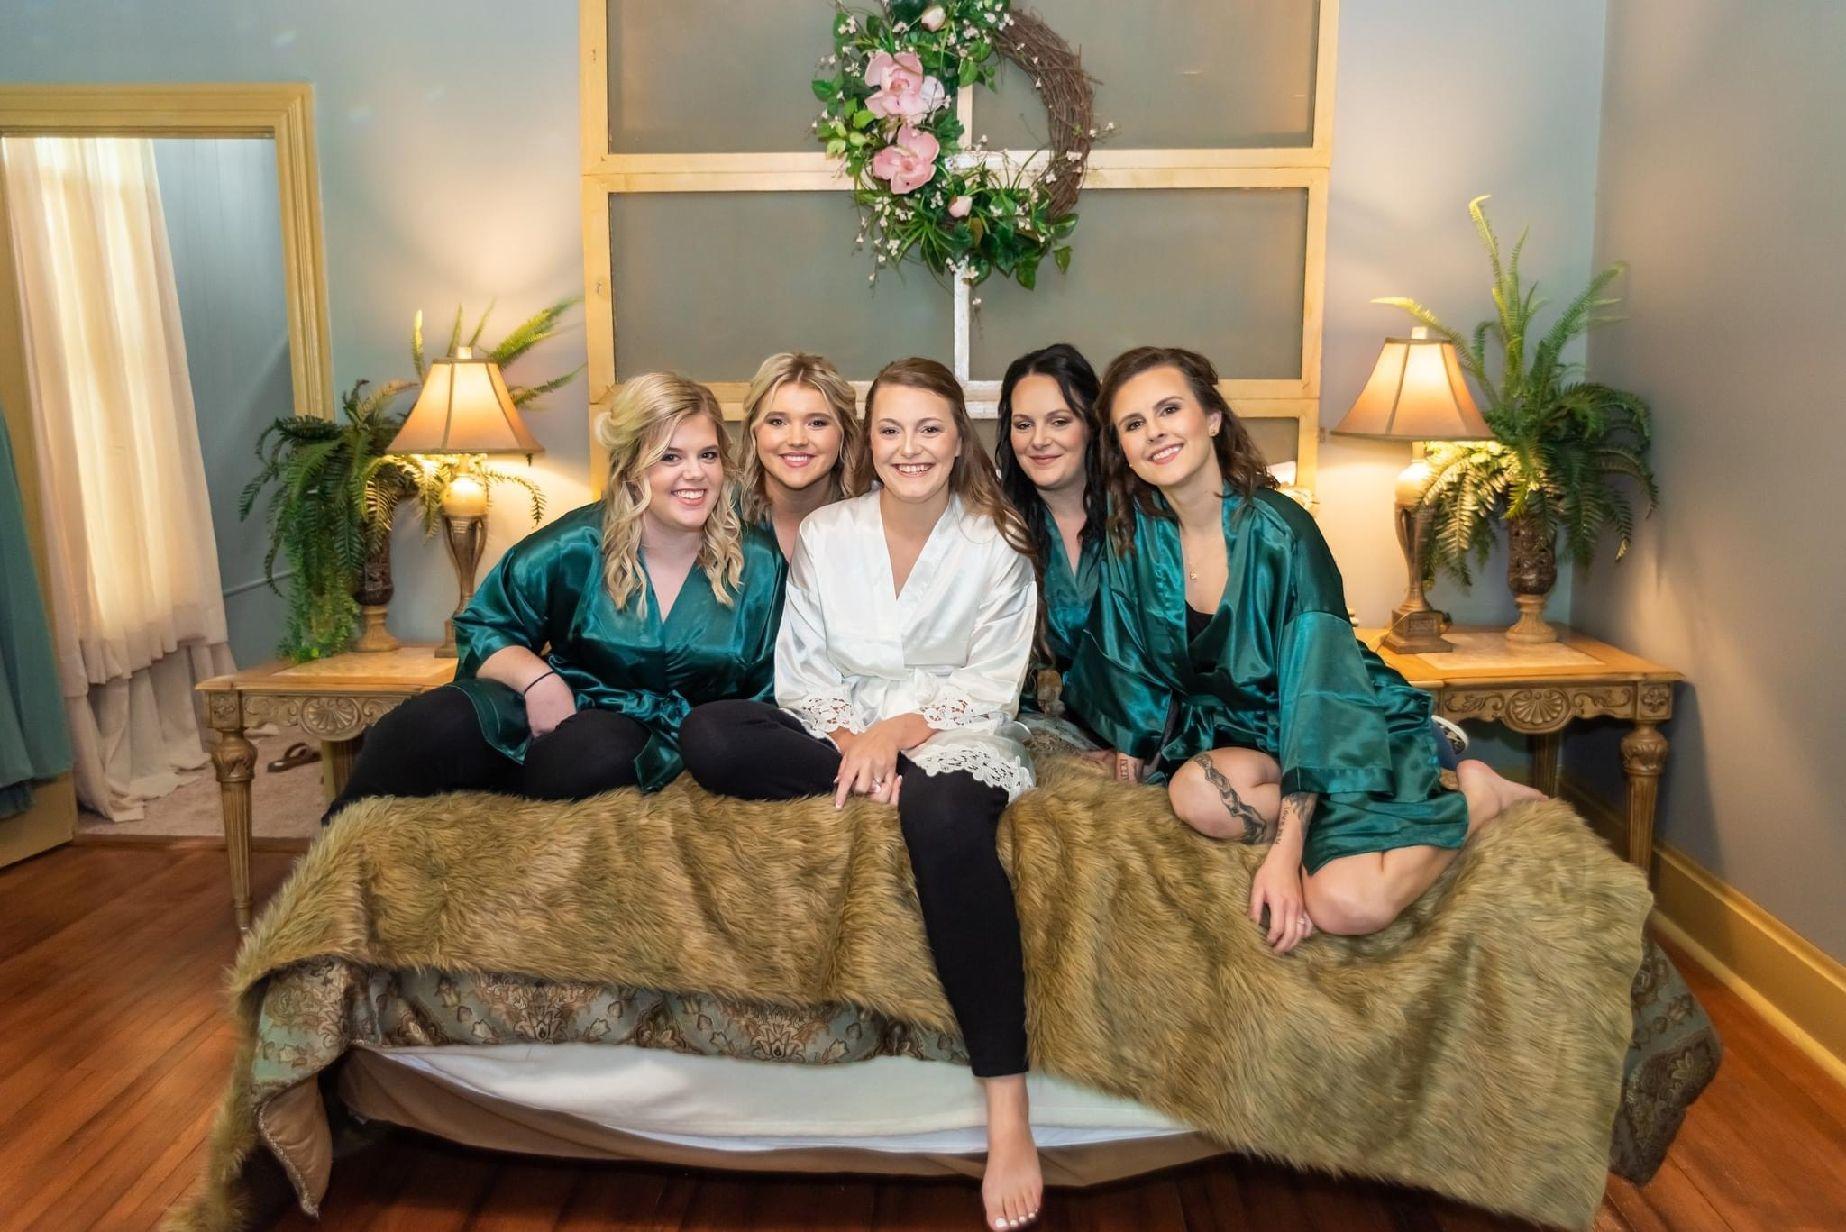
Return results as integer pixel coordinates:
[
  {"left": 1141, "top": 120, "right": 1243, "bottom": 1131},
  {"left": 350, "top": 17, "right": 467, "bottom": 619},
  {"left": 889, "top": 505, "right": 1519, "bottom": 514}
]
[
  {"left": 1331, "top": 327, "right": 1492, "bottom": 654},
  {"left": 387, "top": 346, "right": 543, "bottom": 657}
]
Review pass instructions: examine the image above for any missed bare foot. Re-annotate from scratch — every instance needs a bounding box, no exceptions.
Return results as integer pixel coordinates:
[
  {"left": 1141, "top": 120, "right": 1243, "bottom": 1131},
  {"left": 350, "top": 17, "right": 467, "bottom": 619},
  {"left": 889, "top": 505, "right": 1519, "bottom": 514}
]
[
  {"left": 1457, "top": 759, "right": 1547, "bottom": 836},
  {"left": 981, "top": 1076, "right": 1043, "bottom": 1229}
]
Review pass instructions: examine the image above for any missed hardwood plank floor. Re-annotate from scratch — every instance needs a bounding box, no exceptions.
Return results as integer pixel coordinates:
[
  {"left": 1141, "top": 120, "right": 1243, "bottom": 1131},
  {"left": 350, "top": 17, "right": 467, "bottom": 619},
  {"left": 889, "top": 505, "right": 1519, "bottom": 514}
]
[{"left": 2, "top": 844, "right": 1843, "bottom": 1231}]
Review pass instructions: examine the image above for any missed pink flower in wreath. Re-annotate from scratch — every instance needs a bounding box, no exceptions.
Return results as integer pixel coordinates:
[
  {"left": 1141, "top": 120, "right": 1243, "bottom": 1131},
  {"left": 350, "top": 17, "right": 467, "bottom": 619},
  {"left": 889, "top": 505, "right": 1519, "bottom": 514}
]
[
  {"left": 870, "top": 124, "right": 941, "bottom": 194},
  {"left": 864, "top": 50, "right": 947, "bottom": 121},
  {"left": 948, "top": 194, "right": 974, "bottom": 218}
]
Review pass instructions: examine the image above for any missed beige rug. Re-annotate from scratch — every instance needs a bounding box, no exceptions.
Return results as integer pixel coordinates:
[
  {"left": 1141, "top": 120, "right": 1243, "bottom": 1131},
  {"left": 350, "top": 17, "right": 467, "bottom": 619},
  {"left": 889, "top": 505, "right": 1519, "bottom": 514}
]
[{"left": 76, "top": 724, "right": 328, "bottom": 840}]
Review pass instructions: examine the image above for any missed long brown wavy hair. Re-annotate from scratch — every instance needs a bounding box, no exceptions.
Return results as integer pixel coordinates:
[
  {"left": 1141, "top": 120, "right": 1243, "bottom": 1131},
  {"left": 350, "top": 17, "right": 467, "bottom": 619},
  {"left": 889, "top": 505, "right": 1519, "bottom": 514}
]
[
  {"left": 859, "top": 357, "right": 1035, "bottom": 558},
  {"left": 593, "top": 373, "right": 745, "bottom": 611},
  {"left": 736, "top": 351, "right": 867, "bottom": 526},
  {"left": 1096, "top": 346, "right": 1276, "bottom": 554}
]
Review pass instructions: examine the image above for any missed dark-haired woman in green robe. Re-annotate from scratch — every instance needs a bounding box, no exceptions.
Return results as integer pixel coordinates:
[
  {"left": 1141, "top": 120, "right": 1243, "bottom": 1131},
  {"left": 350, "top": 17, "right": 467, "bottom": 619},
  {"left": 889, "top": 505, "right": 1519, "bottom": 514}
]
[
  {"left": 324, "top": 373, "right": 783, "bottom": 819},
  {"left": 993, "top": 343, "right": 1106, "bottom": 747},
  {"left": 1066, "top": 347, "right": 1543, "bottom": 953}
]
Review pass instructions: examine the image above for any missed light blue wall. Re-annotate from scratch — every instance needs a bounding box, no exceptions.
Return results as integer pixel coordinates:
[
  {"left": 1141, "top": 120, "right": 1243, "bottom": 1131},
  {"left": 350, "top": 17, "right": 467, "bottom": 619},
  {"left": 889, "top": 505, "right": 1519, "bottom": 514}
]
[
  {"left": 1576, "top": 0, "right": 1846, "bottom": 959},
  {"left": 0, "top": 0, "right": 591, "bottom": 649},
  {"left": 2, "top": 2, "right": 1609, "bottom": 771},
  {"left": 153, "top": 137, "right": 293, "bottom": 666}
]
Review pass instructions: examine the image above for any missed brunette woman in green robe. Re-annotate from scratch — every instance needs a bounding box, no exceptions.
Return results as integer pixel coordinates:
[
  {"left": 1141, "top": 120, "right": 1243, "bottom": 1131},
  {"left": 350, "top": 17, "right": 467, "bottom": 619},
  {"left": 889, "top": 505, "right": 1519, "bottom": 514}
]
[
  {"left": 994, "top": 345, "right": 1105, "bottom": 739},
  {"left": 323, "top": 372, "right": 784, "bottom": 819},
  {"left": 1065, "top": 347, "right": 1542, "bottom": 952}
]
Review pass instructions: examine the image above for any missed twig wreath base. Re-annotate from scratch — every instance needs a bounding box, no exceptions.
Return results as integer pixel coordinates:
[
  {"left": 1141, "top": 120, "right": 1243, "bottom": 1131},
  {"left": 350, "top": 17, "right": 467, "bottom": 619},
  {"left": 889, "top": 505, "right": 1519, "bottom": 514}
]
[{"left": 811, "top": 0, "right": 1109, "bottom": 289}]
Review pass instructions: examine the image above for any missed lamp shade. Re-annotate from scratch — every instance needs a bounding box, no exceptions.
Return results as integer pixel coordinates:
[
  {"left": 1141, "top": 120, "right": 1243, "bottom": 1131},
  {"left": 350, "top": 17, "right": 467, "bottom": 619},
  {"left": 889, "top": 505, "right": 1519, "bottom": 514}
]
[
  {"left": 1331, "top": 327, "right": 1491, "bottom": 441},
  {"left": 388, "top": 346, "right": 543, "bottom": 456}
]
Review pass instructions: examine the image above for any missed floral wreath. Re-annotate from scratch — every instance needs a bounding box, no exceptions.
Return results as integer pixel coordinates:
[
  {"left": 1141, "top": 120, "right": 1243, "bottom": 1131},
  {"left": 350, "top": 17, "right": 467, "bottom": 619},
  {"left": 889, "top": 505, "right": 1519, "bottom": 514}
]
[{"left": 810, "top": 0, "right": 1110, "bottom": 289}]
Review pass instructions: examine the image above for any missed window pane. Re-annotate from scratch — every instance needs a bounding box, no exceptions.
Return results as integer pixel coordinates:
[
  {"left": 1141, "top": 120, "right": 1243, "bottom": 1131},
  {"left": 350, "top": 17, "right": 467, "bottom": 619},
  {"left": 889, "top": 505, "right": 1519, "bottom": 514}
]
[
  {"left": 607, "top": 1, "right": 831, "bottom": 153},
  {"left": 1243, "top": 417, "right": 1300, "bottom": 467},
  {"left": 609, "top": 193, "right": 953, "bottom": 381},
  {"left": 974, "top": 1, "right": 1318, "bottom": 150},
  {"left": 968, "top": 188, "right": 1306, "bottom": 381}
]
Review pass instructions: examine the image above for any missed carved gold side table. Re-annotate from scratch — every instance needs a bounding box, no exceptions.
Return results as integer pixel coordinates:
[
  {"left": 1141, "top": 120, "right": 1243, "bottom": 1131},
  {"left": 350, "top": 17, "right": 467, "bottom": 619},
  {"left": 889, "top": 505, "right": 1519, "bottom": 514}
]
[
  {"left": 1360, "top": 626, "right": 1681, "bottom": 875},
  {"left": 198, "top": 648, "right": 455, "bottom": 928}
]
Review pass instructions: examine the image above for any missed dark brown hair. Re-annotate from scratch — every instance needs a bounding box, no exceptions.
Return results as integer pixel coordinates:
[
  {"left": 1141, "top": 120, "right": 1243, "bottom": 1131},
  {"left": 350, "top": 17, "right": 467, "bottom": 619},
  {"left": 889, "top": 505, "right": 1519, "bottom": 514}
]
[
  {"left": 993, "top": 343, "right": 1106, "bottom": 563},
  {"left": 861, "top": 357, "right": 1036, "bottom": 558},
  {"left": 1095, "top": 346, "right": 1276, "bottom": 554}
]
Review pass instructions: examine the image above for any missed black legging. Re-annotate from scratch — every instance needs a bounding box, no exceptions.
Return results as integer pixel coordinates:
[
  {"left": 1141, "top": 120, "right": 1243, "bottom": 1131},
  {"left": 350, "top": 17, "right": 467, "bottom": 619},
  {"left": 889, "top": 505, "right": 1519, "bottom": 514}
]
[
  {"left": 678, "top": 698, "right": 1028, "bottom": 1078},
  {"left": 323, "top": 686, "right": 651, "bottom": 824}
]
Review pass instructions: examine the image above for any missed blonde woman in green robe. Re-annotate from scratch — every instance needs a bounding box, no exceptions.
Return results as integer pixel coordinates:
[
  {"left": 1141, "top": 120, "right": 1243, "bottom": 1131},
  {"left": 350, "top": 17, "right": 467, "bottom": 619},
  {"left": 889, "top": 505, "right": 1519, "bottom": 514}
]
[
  {"left": 1066, "top": 347, "right": 1541, "bottom": 953},
  {"left": 324, "top": 372, "right": 784, "bottom": 820}
]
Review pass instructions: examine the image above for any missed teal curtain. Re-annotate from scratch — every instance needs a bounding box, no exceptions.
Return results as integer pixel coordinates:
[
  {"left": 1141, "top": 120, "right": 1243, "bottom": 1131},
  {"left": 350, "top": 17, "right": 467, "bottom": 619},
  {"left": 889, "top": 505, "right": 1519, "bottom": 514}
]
[{"left": 0, "top": 407, "right": 72, "bottom": 817}]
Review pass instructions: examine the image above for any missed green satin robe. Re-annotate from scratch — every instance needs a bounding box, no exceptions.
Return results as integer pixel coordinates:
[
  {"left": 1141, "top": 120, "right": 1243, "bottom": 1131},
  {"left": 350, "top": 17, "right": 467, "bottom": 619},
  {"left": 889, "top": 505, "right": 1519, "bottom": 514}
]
[
  {"left": 1022, "top": 508, "right": 1102, "bottom": 714},
  {"left": 451, "top": 502, "right": 786, "bottom": 792},
  {"left": 1065, "top": 489, "right": 1467, "bottom": 872}
]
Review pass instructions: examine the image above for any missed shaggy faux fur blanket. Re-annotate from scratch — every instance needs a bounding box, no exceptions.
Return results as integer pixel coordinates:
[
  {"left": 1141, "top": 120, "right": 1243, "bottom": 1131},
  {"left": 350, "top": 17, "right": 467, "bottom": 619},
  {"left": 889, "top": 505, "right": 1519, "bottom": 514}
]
[{"left": 169, "top": 759, "right": 1652, "bottom": 1231}]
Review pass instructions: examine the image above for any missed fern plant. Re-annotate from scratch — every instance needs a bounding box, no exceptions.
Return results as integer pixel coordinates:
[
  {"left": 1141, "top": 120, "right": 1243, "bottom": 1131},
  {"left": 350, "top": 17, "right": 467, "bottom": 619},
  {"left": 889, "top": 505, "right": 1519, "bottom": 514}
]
[
  {"left": 1375, "top": 196, "right": 1659, "bottom": 586},
  {"left": 240, "top": 299, "right": 579, "bottom": 661},
  {"left": 239, "top": 379, "right": 415, "bottom": 661}
]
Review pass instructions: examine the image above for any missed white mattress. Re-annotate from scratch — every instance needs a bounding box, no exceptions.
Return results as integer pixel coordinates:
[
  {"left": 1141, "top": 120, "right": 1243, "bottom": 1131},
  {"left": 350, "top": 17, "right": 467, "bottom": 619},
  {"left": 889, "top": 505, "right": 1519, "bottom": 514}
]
[{"left": 365, "top": 1043, "right": 1189, "bottom": 1155}]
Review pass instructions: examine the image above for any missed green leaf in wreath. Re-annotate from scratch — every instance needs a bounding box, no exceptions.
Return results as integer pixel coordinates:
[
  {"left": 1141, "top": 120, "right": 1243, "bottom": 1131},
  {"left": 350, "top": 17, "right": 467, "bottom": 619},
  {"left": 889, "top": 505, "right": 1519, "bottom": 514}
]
[
  {"left": 1017, "top": 257, "right": 1038, "bottom": 290},
  {"left": 1054, "top": 245, "right": 1072, "bottom": 273},
  {"left": 969, "top": 215, "right": 985, "bottom": 243},
  {"left": 826, "top": 138, "right": 847, "bottom": 158},
  {"left": 812, "top": 79, "right": 837, "bottom": 102},
  {"left": 852, "top": 108, "right": 876, "bottom": 130},
  {"left": 847, "top": 131, "right": 867, "bottom": 147}
]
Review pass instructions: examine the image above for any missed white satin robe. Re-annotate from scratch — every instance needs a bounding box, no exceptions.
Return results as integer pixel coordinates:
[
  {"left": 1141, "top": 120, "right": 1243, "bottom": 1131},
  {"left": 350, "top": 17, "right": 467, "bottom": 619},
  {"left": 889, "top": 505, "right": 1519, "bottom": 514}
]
[{"left": 775, "top": 491, "right": 1038, "bottom": 800}]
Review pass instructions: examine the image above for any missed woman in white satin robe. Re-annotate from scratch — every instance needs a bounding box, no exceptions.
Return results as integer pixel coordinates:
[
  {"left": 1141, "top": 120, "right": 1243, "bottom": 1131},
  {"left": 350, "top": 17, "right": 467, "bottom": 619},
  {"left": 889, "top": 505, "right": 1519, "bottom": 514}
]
[
  {"left": 773, "top": 488, "right": 1036, "bottom": 800},
  {"left": 679, "top": 357, "right": 1048, "bottom": 1232}
]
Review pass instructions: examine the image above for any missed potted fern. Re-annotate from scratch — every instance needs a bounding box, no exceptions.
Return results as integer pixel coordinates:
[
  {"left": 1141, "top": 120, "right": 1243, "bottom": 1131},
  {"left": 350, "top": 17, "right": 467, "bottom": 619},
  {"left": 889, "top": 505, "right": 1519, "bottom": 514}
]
[
  {"left": 241, "top": 299, "right": 578, "bottom": 662},
  {"left": 1375, "top": 196, "right": 1658, "bottom": 643},
  {"left": 239, "top": 379, "right": 416, "bottom": 661}
]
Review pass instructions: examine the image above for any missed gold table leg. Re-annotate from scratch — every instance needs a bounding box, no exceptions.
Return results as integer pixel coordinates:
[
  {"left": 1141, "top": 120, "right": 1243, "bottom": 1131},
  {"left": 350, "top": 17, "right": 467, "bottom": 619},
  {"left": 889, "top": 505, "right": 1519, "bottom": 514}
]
[
  {"left": 321, "top": 738, "right": 359, "bottom": 799},
  {"left": 1529, "top": 730, "right": 1562, "bottom": 796},
  {"left": 208, "top": 710, "right": 257, "bottom": 931},
  {"left": 1620, "top": 721, "right": 1670, "bottom": 877}
]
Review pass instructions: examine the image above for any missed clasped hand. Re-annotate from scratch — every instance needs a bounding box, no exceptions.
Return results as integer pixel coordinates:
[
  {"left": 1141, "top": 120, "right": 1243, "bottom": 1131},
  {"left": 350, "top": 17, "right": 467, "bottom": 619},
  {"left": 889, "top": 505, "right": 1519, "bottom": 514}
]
[{"left": 832, "top": 722, "right": 904, "bottom": 808}]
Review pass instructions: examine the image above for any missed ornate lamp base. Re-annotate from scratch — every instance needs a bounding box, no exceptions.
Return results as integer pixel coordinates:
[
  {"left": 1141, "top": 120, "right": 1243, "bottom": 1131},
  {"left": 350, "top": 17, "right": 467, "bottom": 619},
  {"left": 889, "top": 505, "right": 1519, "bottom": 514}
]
[
  {"left": 1506, "top": 594, "right": 1560, "bottom": 645},
  {"left": 1383, "top": 459, "right": 1453, "bottom": 655},
  {"left": 1382, "top": 607, "right": 1453, "bottom": 655},
  {"left": 437, "top": 510, "right": 487, "bottom": 659}
]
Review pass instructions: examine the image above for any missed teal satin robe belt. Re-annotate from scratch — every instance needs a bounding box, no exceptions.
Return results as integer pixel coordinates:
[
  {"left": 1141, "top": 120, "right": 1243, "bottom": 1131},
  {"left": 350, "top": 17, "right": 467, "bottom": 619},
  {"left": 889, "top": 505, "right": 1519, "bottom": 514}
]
[
  {"left": 1065, "top": 489, "right": 1467, "bottom": 871},
  {"left": 450, "top": 502, "right": 786, "bottom": 793}
]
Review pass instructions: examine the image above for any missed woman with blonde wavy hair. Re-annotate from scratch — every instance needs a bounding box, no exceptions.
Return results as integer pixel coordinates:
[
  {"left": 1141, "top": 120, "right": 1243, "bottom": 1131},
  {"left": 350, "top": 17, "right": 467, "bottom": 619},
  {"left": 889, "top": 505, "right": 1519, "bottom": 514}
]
[
  {"left": 737, "top": 351, "right": 866, "bottom": 558},
  {"left": 324, "top": 372, "right": 785, "bottom": 820},
  {"left": 680, "top": 357, "right": 1046, "bottom": 1231}
]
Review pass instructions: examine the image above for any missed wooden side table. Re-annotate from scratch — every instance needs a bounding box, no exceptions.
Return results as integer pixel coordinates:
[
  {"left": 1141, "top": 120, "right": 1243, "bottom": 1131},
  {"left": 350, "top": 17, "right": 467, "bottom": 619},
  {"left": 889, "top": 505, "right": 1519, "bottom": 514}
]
[
  {"left": 1361, "top": 626, "right": 1681, "bottom": 875},
  {"left": 197, "top": 647, "right": 455, "bottom": 929}
]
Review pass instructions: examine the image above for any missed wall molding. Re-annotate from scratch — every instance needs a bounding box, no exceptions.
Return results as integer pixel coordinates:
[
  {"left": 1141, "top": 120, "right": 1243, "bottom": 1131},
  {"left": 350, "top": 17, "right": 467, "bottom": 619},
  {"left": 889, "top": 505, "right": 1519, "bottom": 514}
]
[{"left": 1562, "top": 776, "right": 1846, "bottom": 1088}]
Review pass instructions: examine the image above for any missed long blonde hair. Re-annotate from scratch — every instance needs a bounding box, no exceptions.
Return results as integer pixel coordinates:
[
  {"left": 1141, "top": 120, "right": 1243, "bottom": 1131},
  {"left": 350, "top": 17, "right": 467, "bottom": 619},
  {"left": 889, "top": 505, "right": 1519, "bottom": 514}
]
[
  {"left": 737, "top": 351, "right": 866, "bottom": 525},
  {"left": 860, "top": 357, "right": 1035, "bottom": 558},
  {"left": 594, "top": 373, "right": 745, "bottom": 611}
]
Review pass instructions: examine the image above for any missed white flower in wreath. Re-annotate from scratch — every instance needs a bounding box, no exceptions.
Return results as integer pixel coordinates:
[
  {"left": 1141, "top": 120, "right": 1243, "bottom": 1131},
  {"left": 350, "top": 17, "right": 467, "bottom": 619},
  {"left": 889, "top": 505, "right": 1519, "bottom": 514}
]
[
  {"left": 946, "top": 151, "right": 981, "bottom": 172},
  {"left": 920, "top": 5, "right": 948, "bottom": 30},
  {"left": 864, "top": 50, "right": 948, "bottom": 121}
]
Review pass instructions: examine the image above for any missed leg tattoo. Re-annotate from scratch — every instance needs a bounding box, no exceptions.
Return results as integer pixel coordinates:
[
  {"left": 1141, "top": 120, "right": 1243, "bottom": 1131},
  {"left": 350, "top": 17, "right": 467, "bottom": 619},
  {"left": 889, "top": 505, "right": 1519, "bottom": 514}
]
[{"left": 1190, "top": 752, "right": 1275, "bottom": 843}]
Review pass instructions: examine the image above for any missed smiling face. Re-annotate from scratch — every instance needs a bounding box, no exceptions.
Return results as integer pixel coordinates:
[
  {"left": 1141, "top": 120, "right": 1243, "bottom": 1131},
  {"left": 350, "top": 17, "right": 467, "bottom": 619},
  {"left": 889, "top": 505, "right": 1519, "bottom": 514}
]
[
  {"left": 752, "top": 380, "right": 845, "bottom": 496},
  {"left": 641, "top": 413, "right": 723, "bottom": 535},
  {"left": 869, "top": 383, "right": 961, "bottom": 507},
  {"left": 1007, "top": 372, "right": 1091, "bottom": 495},
  {"left": 1108, "top": 365, "right": 1222, "bottom": 492}
]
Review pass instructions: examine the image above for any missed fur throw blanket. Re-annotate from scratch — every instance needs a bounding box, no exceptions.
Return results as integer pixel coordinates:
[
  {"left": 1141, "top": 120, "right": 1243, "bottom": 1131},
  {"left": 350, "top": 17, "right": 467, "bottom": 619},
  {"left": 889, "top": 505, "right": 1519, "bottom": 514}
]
[{"left": 169, "top": 759, "right": 1653, "bottom": 1231}]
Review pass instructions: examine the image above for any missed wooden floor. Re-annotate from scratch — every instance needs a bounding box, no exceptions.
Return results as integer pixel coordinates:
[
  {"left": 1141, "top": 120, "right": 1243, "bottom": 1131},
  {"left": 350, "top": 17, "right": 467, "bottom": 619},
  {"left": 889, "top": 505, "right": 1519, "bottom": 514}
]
[{"left": 2, "top": 847, "right": 1843, "bottom": 1232}]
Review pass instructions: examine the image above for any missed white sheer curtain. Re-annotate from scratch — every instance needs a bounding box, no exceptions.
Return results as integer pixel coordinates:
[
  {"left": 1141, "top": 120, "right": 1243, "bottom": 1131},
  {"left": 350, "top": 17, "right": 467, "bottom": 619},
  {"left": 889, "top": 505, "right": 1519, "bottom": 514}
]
[{"left": 1, "top": 136, "right": 234, "bottom": 820}]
